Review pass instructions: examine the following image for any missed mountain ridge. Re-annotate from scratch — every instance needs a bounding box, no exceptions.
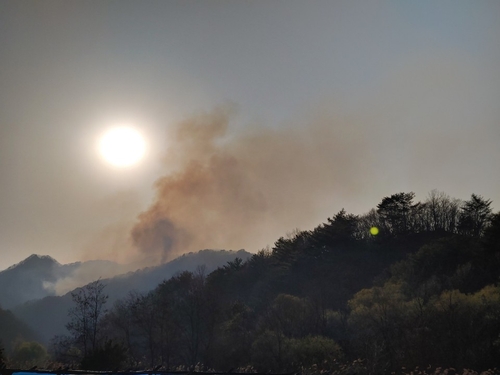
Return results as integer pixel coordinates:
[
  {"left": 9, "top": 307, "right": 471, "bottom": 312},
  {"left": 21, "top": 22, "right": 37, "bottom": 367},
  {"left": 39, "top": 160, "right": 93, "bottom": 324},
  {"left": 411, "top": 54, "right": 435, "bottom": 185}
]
[
  {"left": 2, "top": 254, "right": 60, "bottom": 272},
  {"left": 11, "top": 249, "right": 252, "bottom": 343},
  {"left": 0, "top": 254, "right": 124, "bottom": 309}
]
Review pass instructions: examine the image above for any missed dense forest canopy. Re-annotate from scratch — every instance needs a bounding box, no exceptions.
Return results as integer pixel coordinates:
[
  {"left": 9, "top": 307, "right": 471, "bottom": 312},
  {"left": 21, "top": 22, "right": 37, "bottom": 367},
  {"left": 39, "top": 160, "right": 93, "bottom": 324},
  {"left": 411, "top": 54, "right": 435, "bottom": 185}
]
[{"left": 4, "top": 191, "right": 500, "bottom": 374}]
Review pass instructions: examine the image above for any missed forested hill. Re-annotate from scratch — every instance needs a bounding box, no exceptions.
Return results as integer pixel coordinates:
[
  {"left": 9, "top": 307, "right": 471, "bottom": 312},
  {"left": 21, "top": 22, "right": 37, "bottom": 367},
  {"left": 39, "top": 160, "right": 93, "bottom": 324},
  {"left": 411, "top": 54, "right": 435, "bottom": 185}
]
[
  {"left": 0, "top": 307, "right": 40, "bottom": 347},
  {"left": 47, "top": 190, "right": 500, "bottom": 374},
  {"left": 206, "top": 192, "right": 498, "bottom": 313},
  {"left": 11, "top": 249, "right": 251, "bottom": 344}
]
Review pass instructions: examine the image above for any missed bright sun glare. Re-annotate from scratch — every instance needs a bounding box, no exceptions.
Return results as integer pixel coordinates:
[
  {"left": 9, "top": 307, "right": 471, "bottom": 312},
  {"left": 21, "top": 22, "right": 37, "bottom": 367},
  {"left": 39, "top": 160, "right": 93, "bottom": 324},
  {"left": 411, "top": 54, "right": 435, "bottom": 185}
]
[{"left": 99, "top": 127, "right": 146, "bottom": 167}]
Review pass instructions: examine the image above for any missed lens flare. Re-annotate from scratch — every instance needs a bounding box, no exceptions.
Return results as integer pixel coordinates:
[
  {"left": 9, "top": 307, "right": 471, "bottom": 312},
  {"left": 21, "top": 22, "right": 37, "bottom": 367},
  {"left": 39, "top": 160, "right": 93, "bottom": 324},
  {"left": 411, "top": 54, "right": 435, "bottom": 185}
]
[{"left": 370, "top": 226, "right": 379, "bottom": 235}]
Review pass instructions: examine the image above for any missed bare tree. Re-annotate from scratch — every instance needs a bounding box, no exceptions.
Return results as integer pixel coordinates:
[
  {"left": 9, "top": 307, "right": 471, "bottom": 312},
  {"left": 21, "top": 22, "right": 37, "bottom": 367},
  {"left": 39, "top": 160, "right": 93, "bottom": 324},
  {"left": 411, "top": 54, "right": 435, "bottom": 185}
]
[
  {"left": 424, "top": 190, "right": 461, "bottom": 233},
  {"left": 66, "top": 279, "right": 108, "bottom": 357}
]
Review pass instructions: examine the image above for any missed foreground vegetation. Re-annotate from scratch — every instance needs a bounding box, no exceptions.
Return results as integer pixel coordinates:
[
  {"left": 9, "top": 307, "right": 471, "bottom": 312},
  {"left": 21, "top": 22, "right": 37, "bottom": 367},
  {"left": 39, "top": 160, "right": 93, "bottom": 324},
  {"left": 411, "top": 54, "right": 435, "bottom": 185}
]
[{"left": 3, "top": 191, "right": 500, "bottom": 374}]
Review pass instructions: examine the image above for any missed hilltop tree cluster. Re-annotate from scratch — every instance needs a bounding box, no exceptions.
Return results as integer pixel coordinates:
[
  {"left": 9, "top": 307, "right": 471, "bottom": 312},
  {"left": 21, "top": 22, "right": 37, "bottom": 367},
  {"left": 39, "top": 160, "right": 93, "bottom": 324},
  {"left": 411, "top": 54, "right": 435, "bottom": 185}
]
[{"left": 47, "top": 191, "right": 500, "bottom": 373}]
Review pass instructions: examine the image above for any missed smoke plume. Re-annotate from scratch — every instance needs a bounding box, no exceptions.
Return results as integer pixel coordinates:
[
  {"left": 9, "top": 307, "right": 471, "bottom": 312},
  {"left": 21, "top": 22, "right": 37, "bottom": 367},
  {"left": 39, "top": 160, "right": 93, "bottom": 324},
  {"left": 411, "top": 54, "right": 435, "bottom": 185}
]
[{"left": 131, "top": 106, "right": 372, "bottom": 264}]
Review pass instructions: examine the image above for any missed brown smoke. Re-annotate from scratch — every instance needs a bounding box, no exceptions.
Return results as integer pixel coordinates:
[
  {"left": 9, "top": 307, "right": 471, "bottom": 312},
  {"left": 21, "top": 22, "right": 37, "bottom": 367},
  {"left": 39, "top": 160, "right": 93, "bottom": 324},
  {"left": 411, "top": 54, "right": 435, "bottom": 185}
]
[{"left": 131, "top": 106, "right": 372, "bottom": 263}]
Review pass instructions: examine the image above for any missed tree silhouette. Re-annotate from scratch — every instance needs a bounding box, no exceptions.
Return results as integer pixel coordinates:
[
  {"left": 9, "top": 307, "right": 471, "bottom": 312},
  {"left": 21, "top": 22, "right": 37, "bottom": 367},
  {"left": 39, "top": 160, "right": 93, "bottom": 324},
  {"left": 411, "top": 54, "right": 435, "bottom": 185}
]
[
  {"left": 311, "top": 209, "right": 359, "bottom": 249},
  {"left": 458, "top": 194, "right": 492, "bottom": 237},
  {"left": 66, "top": 280, "right": 108, "bottom": 357},
  {"left": 377, "top": 192, "right": 417, "bottom": 236},
  {"left": 424, "top": 190, "right": 461, "bottom": 233}
]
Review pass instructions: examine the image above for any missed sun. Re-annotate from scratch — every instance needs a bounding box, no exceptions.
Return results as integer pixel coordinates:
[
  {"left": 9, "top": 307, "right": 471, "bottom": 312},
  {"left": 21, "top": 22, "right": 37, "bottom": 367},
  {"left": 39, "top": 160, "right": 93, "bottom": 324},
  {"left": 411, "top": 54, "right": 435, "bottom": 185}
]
[{"left": 99, "top": 127, "right": 146, "bottom": 167}]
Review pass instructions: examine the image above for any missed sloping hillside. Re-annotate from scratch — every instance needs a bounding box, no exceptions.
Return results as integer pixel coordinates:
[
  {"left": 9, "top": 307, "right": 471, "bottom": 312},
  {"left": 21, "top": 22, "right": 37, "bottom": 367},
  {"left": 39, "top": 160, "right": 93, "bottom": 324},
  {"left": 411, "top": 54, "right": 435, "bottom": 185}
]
[
  {"left": 0, "top": 255, "right": 126, "bottom": 309},
  {"left": 0, "top": 306, "right": 40, "bottom": 351},
  {"left": 13, "top": 249, "right": 251, "bottom": 343},
  {"left": 0, "top": 255, "right": 62, "bottom": 309}
]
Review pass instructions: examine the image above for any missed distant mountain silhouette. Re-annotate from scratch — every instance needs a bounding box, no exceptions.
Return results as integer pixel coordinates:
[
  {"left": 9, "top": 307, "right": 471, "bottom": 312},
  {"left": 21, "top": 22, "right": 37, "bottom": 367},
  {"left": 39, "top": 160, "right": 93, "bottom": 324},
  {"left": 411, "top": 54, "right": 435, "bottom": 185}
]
[
  {"left": 0, "top": 255, "right": 62, "bottom": 309},
  {"left": 0, "top": 254, "right": 125, "bottom": 309},
  {"left": 12, "top": 249, "right": 251, "bottom": 343}
]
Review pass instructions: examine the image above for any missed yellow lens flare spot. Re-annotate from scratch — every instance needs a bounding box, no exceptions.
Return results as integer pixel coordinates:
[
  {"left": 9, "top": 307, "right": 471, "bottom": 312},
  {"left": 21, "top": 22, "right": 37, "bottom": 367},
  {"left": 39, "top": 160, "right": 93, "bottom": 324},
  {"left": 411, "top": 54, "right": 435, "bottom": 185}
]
[
  {"left": 370, "top": 226, "right": 379, "bottom": 236},
  {"left": 99, "top": 127, "right": 146, "bottom": 167}
]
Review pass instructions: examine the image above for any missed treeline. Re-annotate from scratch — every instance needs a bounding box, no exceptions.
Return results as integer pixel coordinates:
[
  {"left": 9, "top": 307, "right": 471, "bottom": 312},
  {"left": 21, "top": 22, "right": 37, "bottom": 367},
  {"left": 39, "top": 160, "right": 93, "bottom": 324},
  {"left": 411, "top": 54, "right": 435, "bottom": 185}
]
[{"left": 34, "top": 191, "right": 500, "bottom": 373}]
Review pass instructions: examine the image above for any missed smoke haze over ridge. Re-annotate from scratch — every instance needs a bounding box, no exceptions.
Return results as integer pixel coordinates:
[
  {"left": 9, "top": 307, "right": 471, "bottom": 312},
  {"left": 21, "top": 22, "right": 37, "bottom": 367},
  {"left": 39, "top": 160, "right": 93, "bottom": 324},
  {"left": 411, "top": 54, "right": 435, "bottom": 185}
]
[
  {"left": 1, "top": 1, "right": 499, "bottom": 271},
  {"left": 130, "top": 49, "right": 500, "bottom": 264},
  {"left": 131, "top": 106, "right": 372, "bottom": 263}
]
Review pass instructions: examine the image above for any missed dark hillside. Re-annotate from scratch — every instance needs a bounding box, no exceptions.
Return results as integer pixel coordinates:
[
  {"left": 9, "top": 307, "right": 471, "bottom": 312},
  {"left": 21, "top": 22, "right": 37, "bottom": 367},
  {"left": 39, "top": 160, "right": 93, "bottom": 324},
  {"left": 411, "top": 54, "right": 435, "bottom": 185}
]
[
  {"left": 91, "top": 192, "right": 500, "bottom": 373},
  {"left": 0, "top": 306, "right": 40, "bottom": 351}
]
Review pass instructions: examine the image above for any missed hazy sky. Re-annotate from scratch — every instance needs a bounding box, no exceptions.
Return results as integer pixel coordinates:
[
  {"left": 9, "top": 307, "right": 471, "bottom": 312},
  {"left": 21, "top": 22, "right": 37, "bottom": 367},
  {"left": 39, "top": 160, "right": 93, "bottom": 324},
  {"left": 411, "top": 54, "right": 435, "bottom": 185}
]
[{"left": 1, "top": 1, "right": 499, "bottom": 270}]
